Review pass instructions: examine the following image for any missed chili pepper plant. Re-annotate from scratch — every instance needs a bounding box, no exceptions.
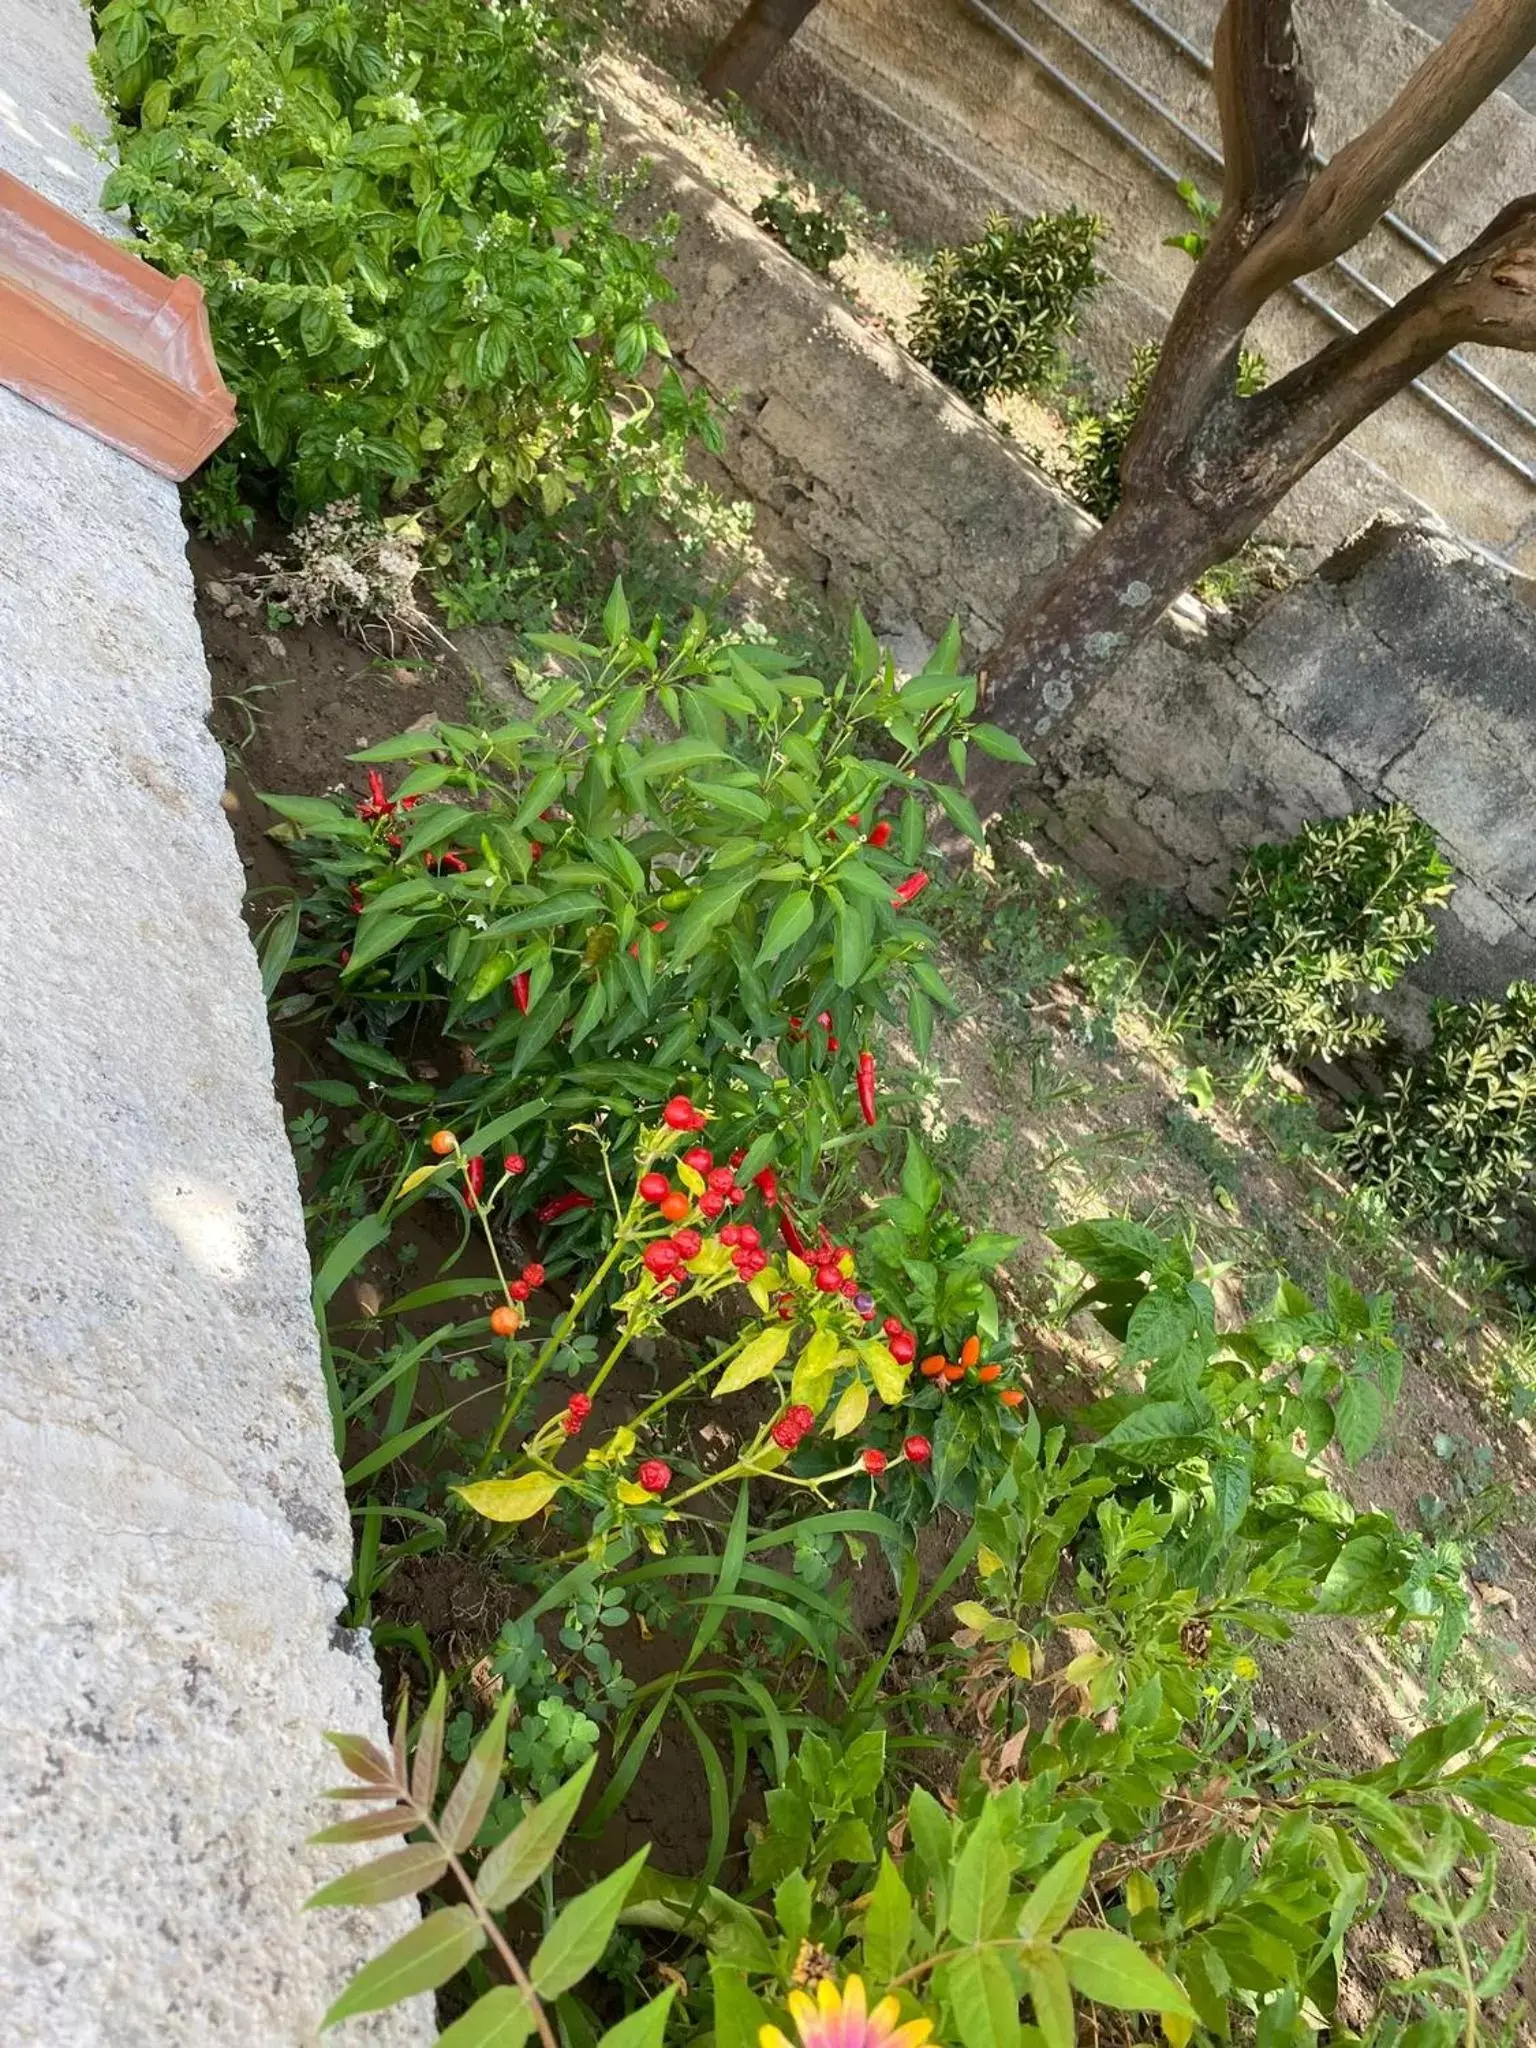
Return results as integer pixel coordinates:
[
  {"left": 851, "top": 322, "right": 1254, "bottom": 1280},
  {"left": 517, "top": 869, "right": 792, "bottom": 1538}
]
[{"left": 263, "top": 593, "right": 1028, "bottom": 1222}]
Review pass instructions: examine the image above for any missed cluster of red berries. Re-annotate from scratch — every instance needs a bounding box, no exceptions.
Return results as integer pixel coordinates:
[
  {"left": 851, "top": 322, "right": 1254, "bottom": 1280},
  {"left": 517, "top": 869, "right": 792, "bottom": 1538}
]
[
  {"left": 770, "top": 1403, "right": 816, "bottom": 1451},
  {"left": 719, "top": 1222, "right": 768, "bottom": 1280},
  {"left": 860, "top": 1435, "right": 931, "bottom": 1477},
  {"left": 507, "top": 1260, "right": 545, "bottom": 1303},
  {"left": 561, "top": 1391, "right": 592, "bottom": 1437},
  {"left": 640, "top": 1157, "right": 748, "bottom": 1222}
]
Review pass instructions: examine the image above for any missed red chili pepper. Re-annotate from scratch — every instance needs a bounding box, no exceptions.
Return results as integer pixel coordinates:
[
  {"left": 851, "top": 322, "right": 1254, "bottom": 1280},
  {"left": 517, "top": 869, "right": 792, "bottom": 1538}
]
[
  {"left": 779, "top": 1208, "right": 807, "bottom": 1258},
  {"left": 463, "top": 1154, "right": 485, "bottom": 1201},
  {"left": 892, "top": 872, "right": 930, "bottom": 908},
  {"left": 356, "top": 769, "right": 395, "bottom": 822},
  {"left": 867, "top": 820, "right": 892, "bottom": 849},
  {"left": 856, "top": 1049, "right": 877, "bottom": 1126},
  {"left": 753, "top": 1166, "right": 779, "bottom": 1206},
  {"left": 512, "top": 971, "right": 531, "bottom": 1015},
  {"left": 535, "top": 1191, "right": 595, "bottom": 1222}
]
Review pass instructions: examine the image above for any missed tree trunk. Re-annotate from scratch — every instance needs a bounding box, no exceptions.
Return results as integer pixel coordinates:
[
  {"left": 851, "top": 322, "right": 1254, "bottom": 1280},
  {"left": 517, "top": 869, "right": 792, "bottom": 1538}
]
[
  {"left": 975, "top": 490, "right": 1232, "bottom": 770},
  {"left": 699, "top": 0, "right": 823, "bottom": 100}
]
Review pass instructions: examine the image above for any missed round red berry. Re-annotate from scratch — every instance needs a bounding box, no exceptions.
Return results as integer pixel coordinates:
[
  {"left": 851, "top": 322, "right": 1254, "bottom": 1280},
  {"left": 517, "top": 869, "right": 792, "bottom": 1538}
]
[
  {"left": 720, "top": 1224, "right": 742, "bottom": 1247},
  {"left": 902, "top": 1434, "right": 932, "bottom": 1466},
  {"left": 568, "top": 1393, "right": 592, "bottom": 1421},
  {"left": 786, "top": 1404, "right": 814, "bottom": 1432},
  {"left": 882, "top": 1316, "right": 903, "bottom": 1338},
  {"left": 503, "top": 1153, "right": 526, "bottom": 1175},
  {"left": 637, "top": 1458, "right": 672, "bottom": 1494},
  {"left": 861, "top": 1448, "right": 887, "bottom": 1476},
  {"left": 510, "top": 1279, "right": 530, "bottom": 1301},
  {"left": 736, "top": 1224, "right": 761, "bottom": 1251},
  {"left": 700, "top": 1190, "right": 726, "bottom": 1217},
  {"left": 644, "top": 1241, "right": 682, "bottom": 1276},
  {"left": 771, "top": 1417, "right": 804, "bottom": 1450},
  {"left": 683, "top": 1147, "right": 714, "bottom": 1173},
  {"left": 672, "top": 1228, "right": 702, "bottom": 1259},
  {"left": 889, "top": 1332, "right": 917, "bottom": 1364},
  {"left": 663, "top": 1096, "right": 704, "bottom": 1131},
  {"left": 730, "top": 1149, "right": 747, "bottom": 1168},
  {"left": 639, "top": 1172, "right": 669, "bottom": 1203},
  {"left": 707, "top": 1165, "right": 736, "bottom": 1192},
  {"left": 521, "top": 1262, "right": 544, "bottom": 1288},
  {"left": 814, "top": 1267, "right": 843, "bottom": 1293}
]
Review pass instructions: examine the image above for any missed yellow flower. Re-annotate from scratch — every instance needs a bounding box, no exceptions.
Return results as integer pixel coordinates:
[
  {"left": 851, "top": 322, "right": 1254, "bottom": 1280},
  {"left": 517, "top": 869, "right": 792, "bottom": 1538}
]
[
  {"left": 761, "top": 1975, "right": 935, "bottom": 2048},
  {"left": 1232, "top": 1654, "right": 1259, "bottom": 1681}
]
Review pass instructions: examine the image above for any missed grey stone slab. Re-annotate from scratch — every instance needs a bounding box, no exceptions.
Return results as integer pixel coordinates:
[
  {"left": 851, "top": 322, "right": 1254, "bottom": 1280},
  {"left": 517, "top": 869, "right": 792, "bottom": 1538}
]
[{"left": 0, "top": 2, "right": 431, "bottom": 2041}]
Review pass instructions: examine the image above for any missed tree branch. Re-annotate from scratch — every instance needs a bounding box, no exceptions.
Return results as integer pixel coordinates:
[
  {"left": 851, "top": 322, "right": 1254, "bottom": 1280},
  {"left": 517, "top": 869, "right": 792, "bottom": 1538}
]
[
  {"left": 1239, "top": 193, "right": 1536, "bottom": 490},
  {"left": 1245, "top": 0, "right": 1536, "bottom": 294},
  {"left": 1213, "top": 0, "right": 1314, "bottom": 222}
]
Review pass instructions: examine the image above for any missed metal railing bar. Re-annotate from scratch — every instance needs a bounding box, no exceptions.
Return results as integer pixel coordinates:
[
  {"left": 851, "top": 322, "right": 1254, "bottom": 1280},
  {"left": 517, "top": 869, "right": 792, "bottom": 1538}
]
[{"left": 961, "top": 0, "right": 1536, "bottom": 463}]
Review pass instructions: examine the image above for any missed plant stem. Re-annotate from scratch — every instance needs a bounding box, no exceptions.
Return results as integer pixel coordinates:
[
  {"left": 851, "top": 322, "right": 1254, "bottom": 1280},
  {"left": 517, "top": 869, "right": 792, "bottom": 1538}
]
[
  {"left": 431, "top": 1825, "right": 559, "bottom": 2048},
  {"left": 477, "top": 1237, "right": 626, "bottom": 1474},
  {"left": 1433, "top": 1876, "right": 1480, "bottom": 2048}
]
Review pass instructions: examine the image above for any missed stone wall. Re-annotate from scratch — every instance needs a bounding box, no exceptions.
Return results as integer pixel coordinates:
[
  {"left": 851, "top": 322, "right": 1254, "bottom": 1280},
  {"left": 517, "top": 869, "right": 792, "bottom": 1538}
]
[
  {"left": 0, "top": 3, "right": 429, "bottom": 2041},
  {"left": 622, "top": 134, "right": 1536, "bottom": 1000},
  {"left": 632, "top": 0, "right": 1536, "bottom": 571},
  {"left": 1049, "top": 525, "right": 1536, "bottom": 1004}
]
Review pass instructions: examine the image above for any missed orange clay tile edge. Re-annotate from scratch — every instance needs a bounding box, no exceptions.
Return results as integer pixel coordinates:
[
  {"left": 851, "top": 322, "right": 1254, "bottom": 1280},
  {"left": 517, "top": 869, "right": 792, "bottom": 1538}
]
[{"left": 0, "top": 168, "right": 235, "bottom": 481}]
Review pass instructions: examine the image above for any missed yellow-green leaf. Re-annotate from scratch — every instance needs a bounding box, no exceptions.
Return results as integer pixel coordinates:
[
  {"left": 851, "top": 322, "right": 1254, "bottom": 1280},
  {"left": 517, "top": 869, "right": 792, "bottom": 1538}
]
[
  {"left": 1056, "top": 1929, "right": 1195, "bottom": 2017},
  {"left": 321, "top": 1906, "right": 485, "bottom": 2028},
  {"left": 456, "top": 1473, "right": 561, "bottom": 1523},
  {"left": 399, "top": 1161, "right": 444, "bottom": 1196},
  {"left": 953, "top": 1601, "right": 995, "bottom": 1632},
  {"left": 714, "top": 1324, "right": 792, "bottom": 1395},
  {"left": 830, "top": 1377, "right": 870, "bottom": 1438},
  {"left": 306, "top": 1844, "right": 446, "bottom": 1910},
  {"left": 860, "top": 1338, "right": 908, "bottom": 1404}
]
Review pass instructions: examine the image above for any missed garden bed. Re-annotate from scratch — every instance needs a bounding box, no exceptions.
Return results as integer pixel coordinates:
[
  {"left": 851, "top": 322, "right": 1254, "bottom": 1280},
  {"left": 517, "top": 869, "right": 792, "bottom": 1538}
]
[{"left": 194, "top": 513, "right": 1536, "bottom": 2030}]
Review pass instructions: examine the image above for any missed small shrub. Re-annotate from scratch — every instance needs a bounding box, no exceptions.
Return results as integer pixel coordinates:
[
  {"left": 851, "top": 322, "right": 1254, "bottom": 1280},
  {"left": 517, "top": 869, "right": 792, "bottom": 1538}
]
[
  {"left": 1193, "top": 804, "right": 1453, "bottom": 1062},
  {"left": 265, "top": 593, "right": 1029, "bottom": 1218},
  {"left": 93, "top": 0, "right": 714, "bottom": 525},
  {"left": 1344, "top": 981, "right": 1536, "bottom": 1235},
  {"left": 908, "top": 206, "right": 1104, "bottom": 404},
  {"left": 751, "top": 182, "right": 849, "bottom": 272}
]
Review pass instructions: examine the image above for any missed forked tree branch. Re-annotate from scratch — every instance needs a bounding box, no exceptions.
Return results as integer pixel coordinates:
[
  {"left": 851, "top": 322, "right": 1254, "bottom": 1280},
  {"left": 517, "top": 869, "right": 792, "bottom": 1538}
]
[
  {"left": 1240, "top": 193, "right": 1536, "bottom": 491},
  {"left": 1243, "top": 0, "right": 1536, "bottom": 298}
]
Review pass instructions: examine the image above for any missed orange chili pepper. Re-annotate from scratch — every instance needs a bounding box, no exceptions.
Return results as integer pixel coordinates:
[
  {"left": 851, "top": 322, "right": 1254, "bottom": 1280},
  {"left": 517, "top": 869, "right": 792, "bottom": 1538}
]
[
  {"left": 920, "top": 1354, "right": 948, "bottom": 1378},
  {"left": 977, "top": 1363, "right": 1002, "bottom": 1383},
  {"left": 943, "top": 1363, "right": 968, "bottom": 1383},
  {"left": 960, "top": 1335, "right": 981, "bottom": 1369},
  {"left": 999, "top": 1388, "right": 1026, "bottom": 1408}
]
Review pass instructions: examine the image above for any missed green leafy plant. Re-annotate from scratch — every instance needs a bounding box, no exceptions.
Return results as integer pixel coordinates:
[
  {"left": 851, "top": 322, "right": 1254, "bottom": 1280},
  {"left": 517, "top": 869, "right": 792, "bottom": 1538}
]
[
  {"left": 1193, "top": 804, "right": 1454, "bottom": 1062},
  {"left": 93, "top": 0, "right": 715, "bottom": 524},
  {"left": 858, "top": 1136, "right": 1020, "bottom": 1356},
  {"left": 264, "top": 593, "right": 1026, "bottom": 1208},
  {"left": 1163, "top": 178, "right": 1221, "bottom": 263},
  {"left": 908, "top": 208, "right": 1104, "bottom": 405},
  {"left": 309, "top": 1680, "right": 670, "bottom": 2042},
  {"left": 752, "top": 184, "right": 850, "bottom": 273},
  {"left": 1344, "top": 981, "right": 1536, "bottom": 1237}
]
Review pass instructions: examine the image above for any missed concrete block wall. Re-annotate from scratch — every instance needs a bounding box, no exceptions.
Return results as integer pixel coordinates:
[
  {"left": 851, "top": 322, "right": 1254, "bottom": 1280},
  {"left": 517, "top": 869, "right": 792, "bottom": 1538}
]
[
  {"left": 622, "top": 135, "right": 1535, "bottom": 998},
  {"left": 0, "top": 2, "right": 430, "bottom": 2040}
]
